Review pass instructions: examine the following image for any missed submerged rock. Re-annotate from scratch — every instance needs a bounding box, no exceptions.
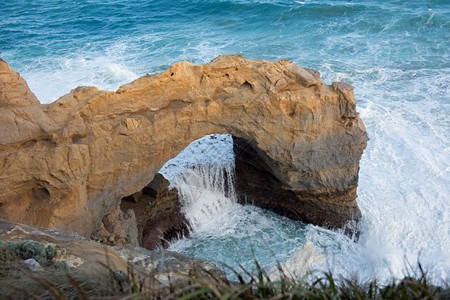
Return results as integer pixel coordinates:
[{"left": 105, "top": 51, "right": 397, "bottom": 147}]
[
  {"left": 269, "top": 241, "right": 326, "bottom": 281},
  {"left": 0, "top": 55, "right": 368, "bottom": 237},
  {"left": 115, "top": 247, "right": 225, "bottom": 286}
]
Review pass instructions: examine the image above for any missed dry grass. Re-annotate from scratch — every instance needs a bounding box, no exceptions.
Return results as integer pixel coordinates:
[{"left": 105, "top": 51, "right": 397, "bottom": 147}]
[{"left": 0, "top": 241, "right": 448, "bottom": 299}]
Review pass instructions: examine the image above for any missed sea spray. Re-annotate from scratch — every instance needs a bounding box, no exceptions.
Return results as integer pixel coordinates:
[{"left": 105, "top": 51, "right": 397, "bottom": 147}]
[
  {"left": 172, "top": 163, "right": 237, "bottom": 233},
  {"left": 162, "top": 134, "right": 311, "bottom": 278},
  {"left": 160, "top": 134, "right": 242, "bottom": 234}
]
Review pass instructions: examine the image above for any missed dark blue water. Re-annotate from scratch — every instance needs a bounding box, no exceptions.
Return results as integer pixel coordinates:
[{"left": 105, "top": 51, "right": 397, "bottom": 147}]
[{"left": 1, "top": 0, "right": 448, "bottom": 282}]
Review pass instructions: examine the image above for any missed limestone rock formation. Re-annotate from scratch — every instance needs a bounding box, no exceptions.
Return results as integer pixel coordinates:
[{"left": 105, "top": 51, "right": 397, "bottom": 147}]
[
  {"left": 0, "top": 58, "right": 39, "bottom": 107},
  {"left": 233, "top": 136, "right": 360, "bottom": 227},
  {"left": 120, "top": 173, "right": 190, "bottom": 250},
  {"left": 91, "top": 203, "right": 140, "bottom": 247},
  {"left": 0, "top": 55, "right": 368, "bottom": 237}
]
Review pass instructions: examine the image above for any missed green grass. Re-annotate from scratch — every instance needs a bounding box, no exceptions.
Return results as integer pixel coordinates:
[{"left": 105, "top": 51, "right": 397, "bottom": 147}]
[
  {"left": 0, "top": 241, "right": 448, "bottom": 299},
  {"left": 0, "top": 240, "right": 65, "bottom": 269},
  {"left": 171, "top": 259, "right": 448, "bottom": 300}
]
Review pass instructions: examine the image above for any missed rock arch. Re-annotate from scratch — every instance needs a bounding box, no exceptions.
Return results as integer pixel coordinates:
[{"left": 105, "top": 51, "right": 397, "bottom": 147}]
[{"left": 0, "top": 55, "right": 368, "bottom": 237}]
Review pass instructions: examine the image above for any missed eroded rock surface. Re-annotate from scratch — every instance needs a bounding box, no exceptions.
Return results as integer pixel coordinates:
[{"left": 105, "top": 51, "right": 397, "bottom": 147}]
[
  {"left": 120, "top": 173, "right": 189, "bottom": 250},
  {"left": 0, "top": 55, "right": 368, "bottom": 237},
  {"left": 233, "top": 137, "right": 361, "bottom": 227},
  {"left": 91, "top": 203, "right": 139, "bottom": 247}
]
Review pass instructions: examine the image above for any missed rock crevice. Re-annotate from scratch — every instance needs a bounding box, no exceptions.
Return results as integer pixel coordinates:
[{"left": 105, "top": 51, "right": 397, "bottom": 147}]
[{"left": 120, "top": 173, "right": 189, "bottom": 250}]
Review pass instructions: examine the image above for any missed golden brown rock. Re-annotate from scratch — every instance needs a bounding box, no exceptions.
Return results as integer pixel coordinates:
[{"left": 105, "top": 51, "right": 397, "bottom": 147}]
[
  {"left": 0, "top": 55, "right": 368, "bottom": 237},
  {"left": 90, "top": 203, "right": 139, "bottom": 247},
  {"left": 0, "top": 58, "right": 39, "bottom": 107},
  {"left": 121, "top": 173, "right": 190, "bottom": 250}
]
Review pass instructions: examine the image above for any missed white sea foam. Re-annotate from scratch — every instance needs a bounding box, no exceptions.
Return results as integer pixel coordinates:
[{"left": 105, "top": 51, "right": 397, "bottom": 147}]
[
  {"left": 165, "top": 123, "right": 449, "bottom": 283},
  {"left": 18, "top": 42, "right": 140, "bottom": 103},
  {"left": 323, "top": 63, "right": 450, "bottom": 282},
  {"left": 172, "top": 164, "right": 237, "bottom": 233},
  {"left": 160, "top": 134, "right": 235, "bottom": 181}
]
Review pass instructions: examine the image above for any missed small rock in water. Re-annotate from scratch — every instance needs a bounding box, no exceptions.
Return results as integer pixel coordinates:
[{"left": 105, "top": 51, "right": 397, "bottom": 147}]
[{"left": 269, "top": 241, "right": 326, "bottom": 280}]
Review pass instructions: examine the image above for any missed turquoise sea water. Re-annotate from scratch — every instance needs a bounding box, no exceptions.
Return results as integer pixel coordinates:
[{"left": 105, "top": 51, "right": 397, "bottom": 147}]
[{"left": 1, "top": 0, "right": 449, "bottom": 282}]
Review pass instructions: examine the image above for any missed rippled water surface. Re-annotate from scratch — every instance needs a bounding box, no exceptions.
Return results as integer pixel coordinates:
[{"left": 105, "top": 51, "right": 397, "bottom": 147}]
[{"left": 1, "top": 0, "right": 448, "bottom": 282}]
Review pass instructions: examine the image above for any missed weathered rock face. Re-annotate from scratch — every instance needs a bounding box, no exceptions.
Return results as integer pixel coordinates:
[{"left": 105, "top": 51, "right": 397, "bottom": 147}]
[
  {"left": 233, "top": 137, "right": 361, "bottom": 227},
  {"left": 120, "top": 173, "right": 190, "bottom": 250},
  {"left": 91, "top": 203, "right": 139, "bottom": 247},
  {"left": 0, "top": 55, "right": 368, "bottom": 237}
]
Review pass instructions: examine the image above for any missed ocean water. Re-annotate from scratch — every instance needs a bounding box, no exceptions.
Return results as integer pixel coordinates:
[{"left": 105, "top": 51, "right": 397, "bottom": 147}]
[{"left": 1, "top": 0, "right": 448, "bottom": 283}]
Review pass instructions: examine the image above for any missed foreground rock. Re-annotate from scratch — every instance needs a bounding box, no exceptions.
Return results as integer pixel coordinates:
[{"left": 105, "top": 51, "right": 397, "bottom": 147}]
[
  {"left": 0, "top": 218, "right": 222, "bottom": 287},
  {"left": 90, "top": 203, "right": 140, "bottom": 247},
  {"left": 0, "top": 55, "right": 368, "bottom": 238},
  {"left": 0, "top": 218, "right": 127, "bottom": 273}
]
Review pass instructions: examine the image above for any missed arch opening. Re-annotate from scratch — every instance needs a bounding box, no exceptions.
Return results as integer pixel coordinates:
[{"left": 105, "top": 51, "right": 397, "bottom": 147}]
[
  {"left": 101, "top": 133, "right": 290, "bottom": 250},
  {"left": 158, "top": 134, "right": 309, "bottom": 277},
  {"left": 92, "top": 127, "right": 362, "bottom": 250},
  {"left": 115, "top": 134, "right": 238, "bottom": 250}
]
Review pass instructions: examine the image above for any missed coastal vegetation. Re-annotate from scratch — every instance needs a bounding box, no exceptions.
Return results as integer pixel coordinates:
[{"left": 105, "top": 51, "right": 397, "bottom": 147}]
[{"left": 1, "top": 240, "right": 447, "bottom": 299}]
